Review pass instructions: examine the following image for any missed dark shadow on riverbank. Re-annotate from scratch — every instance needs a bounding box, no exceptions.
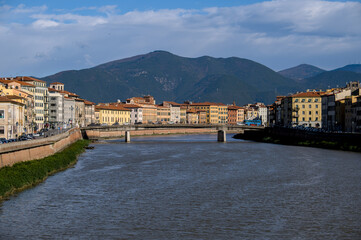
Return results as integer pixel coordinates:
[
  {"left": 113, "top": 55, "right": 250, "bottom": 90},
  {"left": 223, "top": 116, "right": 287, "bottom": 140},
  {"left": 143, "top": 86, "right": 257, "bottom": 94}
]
[{"left": 233, "top": 127, "right": 361, "bottom": 152}]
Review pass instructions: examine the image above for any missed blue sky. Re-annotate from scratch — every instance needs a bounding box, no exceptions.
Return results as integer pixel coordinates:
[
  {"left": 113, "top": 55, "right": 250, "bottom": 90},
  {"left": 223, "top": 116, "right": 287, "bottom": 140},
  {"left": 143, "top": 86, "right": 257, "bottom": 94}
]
[{"left": 1, "top": 0, "right": 361, "bottom": 77}]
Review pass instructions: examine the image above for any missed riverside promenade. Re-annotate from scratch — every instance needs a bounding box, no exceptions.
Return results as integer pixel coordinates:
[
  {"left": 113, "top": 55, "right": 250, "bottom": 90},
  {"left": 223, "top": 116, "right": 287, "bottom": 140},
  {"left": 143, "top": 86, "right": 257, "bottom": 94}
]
[{"left": 0, "top": 128, "right": 82, "bottom": 168}]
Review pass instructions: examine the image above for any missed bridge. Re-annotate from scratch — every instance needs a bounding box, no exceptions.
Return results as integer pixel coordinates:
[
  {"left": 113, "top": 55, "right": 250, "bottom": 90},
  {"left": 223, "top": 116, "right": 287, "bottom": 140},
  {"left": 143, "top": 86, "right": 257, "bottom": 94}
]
[{"left": 81, "top": 124, "right": 264, "bottom": 142}]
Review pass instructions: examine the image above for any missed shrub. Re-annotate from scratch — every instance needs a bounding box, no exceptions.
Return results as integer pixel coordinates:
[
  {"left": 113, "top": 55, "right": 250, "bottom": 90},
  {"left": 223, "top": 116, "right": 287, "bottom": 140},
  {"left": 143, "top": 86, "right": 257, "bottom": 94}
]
[{"left": 0, "top": 140, "right": 89, "bottom": 200}]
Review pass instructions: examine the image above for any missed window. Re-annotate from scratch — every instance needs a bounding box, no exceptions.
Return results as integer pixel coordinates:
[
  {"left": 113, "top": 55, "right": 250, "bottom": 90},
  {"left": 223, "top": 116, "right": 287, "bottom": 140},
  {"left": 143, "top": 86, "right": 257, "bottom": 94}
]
[
  {"left": 308, "top": 99, "right": 311, "bottom": 102},
  {"left": 315, "top": 117, "right": 318, "bottom": 121},
  {"left": 0, "top": 126, "right": 4, "bottom": 134},
  {"left": 309, "top": 111, "right": 311, "bottom": 115},
  {"left": 0, "top": 110, "right": 4, "bottom": 119},
  {"left": 316, "top": 111, "right": 318, "bottom": 115},
  {"left": 295, "top": 99, "right": 299, "bottom": 102},
  {"left": 315, "top": 99, "right": 319, "bottom": 102},
  {"left": 316, "top": 105, "right": 319, "bottom": 108},
  {"left": 302, "top": 105, "right": 305, "bottom": 108},
  {"left": 309, "top": 117, "right": 311, "bottom": 121},
  {"left": 302, "top": 117, "right": 305, "bottom": 121},
  {"left": 301, "top": 99, "right": 305, "bottom": 102},
  {"left": 302, "top": 111, "right": 305, "bottom": 115},
  {"left": 309, "top": 105, "right": 312, "bottom": 108}
]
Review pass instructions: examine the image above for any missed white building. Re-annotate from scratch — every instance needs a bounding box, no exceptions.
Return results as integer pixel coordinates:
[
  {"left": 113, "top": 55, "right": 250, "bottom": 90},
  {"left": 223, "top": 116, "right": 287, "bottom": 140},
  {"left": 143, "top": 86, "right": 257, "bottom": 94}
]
[
  {"left": 64, "top": 97, "right": 75, "bottom": 128},
  {"left": 18, "top": 77, "right": 48, "bottom": 130},
  {"left": 163, "top": 101, "right": 181, "bottom": 123},
  {"left": 48, "top": 88, "right": 64, "bottom": 128},
  {"left": 123, "top": 104, "right": 143, "bottom": 124}
]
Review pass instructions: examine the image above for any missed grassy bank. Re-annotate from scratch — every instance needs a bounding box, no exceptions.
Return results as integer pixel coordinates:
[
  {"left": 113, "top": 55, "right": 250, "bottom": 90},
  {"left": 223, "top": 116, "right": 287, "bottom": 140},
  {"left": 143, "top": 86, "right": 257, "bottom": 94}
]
[{"left": 0, "top": 140, "right": 90, "bottom": 201}]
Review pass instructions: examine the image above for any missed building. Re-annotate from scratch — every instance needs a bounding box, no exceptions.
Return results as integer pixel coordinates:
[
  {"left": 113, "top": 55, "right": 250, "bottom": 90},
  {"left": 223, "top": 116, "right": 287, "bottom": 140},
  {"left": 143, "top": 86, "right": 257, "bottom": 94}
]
[
  {"left": 163, "top": 101, "right": 181, "bottom": 123},
  {"left": 84, "top": 100, "right": 95, "bottom": 126},
  {"left": 321, "top": 92, "right": 336, "bottom": 131},
  {"left": 96, "top": 104, "right": 131, "bottom": 125},
  {"left": 75, "top": 98, "right": 86, "bottom": 127},
  {"left": 0, "top": 79, "right": 35, "bottom": 133},
  {"left": 282, "top": 91, "right": 322, "bottom": 128},
  {"left": 180, "top": 106, "right": 187, "bottom": 123},
  {"left": 197, "top": 110, "right": 207, "bottom": 124},
  {"left": 123, "top": 104, "right": 143, "bottom": 124},
  {"left": 356, "top": 96, "right": 361, "bottom": 132},
  {"left": 49, "top": 82, "right": 64, "bottom": 91},
  {"left": 17, "top": 77, "right": 48, "bottom": 130},
  {"left": 0, "top": 96, "right": 25, "bottom": 139},
  {"left": 126, "top": 95, "right": 155, "bottom": 105},
  {"left": 48, "top": 88, "right": 64, "bottom": 129},
  {"left": 64, "top": 97, "right": 75, "bottom": 128},
  {"left": 157, "top": 106, "right": 171, "bottom": 123},
  {"left": 188, "top": 102, "right": 228, "bottom": 124},
  {"left": 228, "top": 106, "right": 239, "bottom": 125},
  {"left": 186, "top": 109, "right": 198, "bottom": 124},
  {"left": 345, "top": 96, "right": 358, "bottom": 132},
  {"left": 140, "top": 104, "right": 157, "bottom": 124}
]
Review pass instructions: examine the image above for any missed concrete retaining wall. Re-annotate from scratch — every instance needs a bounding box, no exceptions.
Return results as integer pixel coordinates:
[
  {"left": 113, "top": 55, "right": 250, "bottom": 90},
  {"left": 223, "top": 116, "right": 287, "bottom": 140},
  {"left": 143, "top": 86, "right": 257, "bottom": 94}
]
[
  {"left": 85, "top": 128, "right": 218, "bottom": 140},
  {"left": 0, "top": 128, "right": 83, "bottom": 168}
]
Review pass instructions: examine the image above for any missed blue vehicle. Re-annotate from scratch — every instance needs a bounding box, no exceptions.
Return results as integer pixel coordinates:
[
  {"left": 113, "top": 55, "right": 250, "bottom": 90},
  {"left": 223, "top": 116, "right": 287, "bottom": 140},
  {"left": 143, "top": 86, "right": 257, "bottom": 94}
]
[{"left": 244, "top": 119, "right": 262, "bottom": 126}]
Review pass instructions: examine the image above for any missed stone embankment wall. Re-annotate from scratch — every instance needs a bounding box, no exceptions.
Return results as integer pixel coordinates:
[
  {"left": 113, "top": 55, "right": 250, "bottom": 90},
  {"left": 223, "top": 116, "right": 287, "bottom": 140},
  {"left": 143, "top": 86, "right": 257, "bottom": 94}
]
[
  {"left": 0, "top": 128, "right": 83, "bottom": 168},
  {"left": 85, "top": 128, "right": 218, "bottom": 140},
  {"left": 265, "top": 127, "right": 361, "bottom": 143},
  {"left": 235, "top": 127, "right": 361, "bottom": 151}
]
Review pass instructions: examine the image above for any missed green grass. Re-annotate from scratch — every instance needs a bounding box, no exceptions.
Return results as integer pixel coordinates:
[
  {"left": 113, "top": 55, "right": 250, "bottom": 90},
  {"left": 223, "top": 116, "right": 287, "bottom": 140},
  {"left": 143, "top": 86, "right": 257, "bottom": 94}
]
[{"left": 0, "top": 140, "right": 90, "bottom": 201}]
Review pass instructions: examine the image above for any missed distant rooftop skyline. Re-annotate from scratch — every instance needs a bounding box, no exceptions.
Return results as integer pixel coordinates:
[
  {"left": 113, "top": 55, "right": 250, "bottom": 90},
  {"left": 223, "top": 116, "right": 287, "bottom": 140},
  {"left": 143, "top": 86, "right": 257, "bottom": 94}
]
[{"left": 1, "top": 0, "right": 361, "bottom": 77}]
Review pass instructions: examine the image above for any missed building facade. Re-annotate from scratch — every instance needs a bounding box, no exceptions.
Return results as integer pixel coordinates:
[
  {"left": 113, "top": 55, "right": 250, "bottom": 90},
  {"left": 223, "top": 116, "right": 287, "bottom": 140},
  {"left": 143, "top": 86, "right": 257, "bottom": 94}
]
[{"left": 0, "top": 96, "right": 25, "bottom": 139}]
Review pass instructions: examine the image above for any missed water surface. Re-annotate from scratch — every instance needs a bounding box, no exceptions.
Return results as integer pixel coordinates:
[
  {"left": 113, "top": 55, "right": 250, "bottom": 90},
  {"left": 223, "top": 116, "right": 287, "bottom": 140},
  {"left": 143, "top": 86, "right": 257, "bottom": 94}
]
[{"left": 1, "top": 134, "right": 361, "bottom": 239}]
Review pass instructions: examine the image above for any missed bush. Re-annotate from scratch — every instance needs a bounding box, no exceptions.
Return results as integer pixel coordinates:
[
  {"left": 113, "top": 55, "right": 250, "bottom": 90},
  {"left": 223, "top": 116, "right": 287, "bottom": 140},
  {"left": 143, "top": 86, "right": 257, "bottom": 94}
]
[{"left": 0, "top": 140, "right": 89, "bottom": 200}]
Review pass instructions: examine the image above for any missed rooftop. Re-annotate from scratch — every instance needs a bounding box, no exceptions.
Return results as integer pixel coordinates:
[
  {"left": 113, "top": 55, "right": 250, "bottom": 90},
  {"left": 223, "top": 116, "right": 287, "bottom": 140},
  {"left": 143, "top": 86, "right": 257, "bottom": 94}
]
[{"left": 291, "top": 92, "right": 323, "bottom": 98}]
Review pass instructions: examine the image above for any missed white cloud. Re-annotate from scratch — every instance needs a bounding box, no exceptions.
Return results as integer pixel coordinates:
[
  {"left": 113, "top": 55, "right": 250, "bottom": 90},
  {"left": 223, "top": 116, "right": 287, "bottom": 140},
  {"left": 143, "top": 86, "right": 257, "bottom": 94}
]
[
  {"left": 32, "top": 19, "right": 59, "bottom": 28},
  {"left": 0, "top": 0, "right": 361, "bottom": 77}
]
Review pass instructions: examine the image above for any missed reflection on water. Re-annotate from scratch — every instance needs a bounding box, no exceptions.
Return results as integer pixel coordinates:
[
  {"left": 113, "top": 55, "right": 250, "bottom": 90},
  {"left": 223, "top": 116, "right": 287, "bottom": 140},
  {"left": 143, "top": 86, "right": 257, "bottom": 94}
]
[{"left": 1, "top": 134, "right": 361, "bottom": 239}]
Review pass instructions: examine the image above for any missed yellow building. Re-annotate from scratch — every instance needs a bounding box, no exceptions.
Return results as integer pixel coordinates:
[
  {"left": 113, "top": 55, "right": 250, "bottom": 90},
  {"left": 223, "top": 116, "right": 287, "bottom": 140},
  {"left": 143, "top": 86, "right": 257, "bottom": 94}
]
[
  {"left": 96, "top": 104, "right": 130, "bottom": 125},
  {"left": 180, "top": 106, "right": 187, "bottom": 123},
  {"left": 290, "top": 92, "right": 322, "bottom": 127},
  {"left": 189, "top": 102, "right": 228, "bottom": 124},
  {"left": 186, "top": 109, "right": 198, "bottom": 124},
  {"left": 157, "top": 106, "right": 171, "bottom": 123},
  {"left": 0, "top": 96, "right": 25, "bottom": 139},
  {"left": 140, "top": 104, "right": 157, "bottom": 124},
  {"left": 0, "top": 79, "right": 35, "bottom": 133}
]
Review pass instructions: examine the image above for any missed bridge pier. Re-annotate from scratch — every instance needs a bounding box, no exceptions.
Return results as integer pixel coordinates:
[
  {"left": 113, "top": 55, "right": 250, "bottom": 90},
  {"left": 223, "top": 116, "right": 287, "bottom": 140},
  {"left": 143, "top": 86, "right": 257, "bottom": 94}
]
[
  {"left": 217, "top": 130, "right": 226, "bottom": 142},
  {"left": 125, "top": 131, "right": 131, "bottom": 142}
]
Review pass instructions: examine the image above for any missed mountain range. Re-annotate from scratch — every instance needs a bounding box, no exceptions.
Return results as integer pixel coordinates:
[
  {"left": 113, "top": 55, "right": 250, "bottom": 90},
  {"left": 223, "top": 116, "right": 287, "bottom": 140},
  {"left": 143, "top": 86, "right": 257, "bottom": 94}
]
[{"left": 42, "top": 51, "right": 361, "bottom": 105}]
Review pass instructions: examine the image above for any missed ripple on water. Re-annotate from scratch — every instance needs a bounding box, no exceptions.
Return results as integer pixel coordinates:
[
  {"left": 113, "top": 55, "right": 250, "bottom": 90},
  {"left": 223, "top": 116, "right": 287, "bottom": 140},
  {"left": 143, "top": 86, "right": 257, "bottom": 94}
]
[{"left": 1, "top": 135, "right": 361, "bottom": 239}]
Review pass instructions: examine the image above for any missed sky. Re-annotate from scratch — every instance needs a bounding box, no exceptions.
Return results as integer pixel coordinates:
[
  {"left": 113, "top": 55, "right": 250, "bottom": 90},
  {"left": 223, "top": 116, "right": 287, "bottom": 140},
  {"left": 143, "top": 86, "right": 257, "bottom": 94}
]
[{"left": 1, "top": 0, "right": 361, "bottom": 77}]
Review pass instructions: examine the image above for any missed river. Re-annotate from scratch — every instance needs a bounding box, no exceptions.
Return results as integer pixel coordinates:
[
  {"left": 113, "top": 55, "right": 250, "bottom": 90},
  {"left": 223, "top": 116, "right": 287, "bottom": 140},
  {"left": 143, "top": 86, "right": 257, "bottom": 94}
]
[{"left": 1, "top": 134, "right": 361, "bottom": 239}]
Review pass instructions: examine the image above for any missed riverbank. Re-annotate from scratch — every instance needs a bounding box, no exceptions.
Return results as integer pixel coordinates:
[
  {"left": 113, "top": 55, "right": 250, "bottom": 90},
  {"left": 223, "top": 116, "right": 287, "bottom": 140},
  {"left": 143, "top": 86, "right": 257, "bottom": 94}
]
[
  {"left": 233, "top": 127, "right": 361, "bottom": 152},
  {"left": 0, "top": 140, "right": 90, "bottom": 202}
]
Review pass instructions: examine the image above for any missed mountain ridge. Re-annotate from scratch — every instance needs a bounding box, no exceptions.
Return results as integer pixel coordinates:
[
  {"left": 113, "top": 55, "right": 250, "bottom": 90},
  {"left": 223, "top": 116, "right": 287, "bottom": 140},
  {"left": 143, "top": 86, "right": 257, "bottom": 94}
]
[
  {"left": 42, "top": 51, "right": 299, "bottom": 105},
  {"left": 42, "top": 51, "right": 361, "bottom": 105}
]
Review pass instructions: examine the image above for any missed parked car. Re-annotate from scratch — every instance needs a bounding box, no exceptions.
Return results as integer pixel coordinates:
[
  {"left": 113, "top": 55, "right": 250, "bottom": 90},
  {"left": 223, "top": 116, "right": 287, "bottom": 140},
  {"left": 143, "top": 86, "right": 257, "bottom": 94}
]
[
  {"left": 18, "top": 136, "right": 28, "bottom": 141},
  {"left": 0, "top": 138, "right": 8, "bottom": 143}
]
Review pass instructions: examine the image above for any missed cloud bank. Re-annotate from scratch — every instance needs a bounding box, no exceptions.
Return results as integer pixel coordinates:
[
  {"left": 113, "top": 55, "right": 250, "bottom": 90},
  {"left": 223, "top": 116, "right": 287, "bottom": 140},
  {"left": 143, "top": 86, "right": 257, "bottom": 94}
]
[{"left": 0, "top": 0, "right": 360, "bottom": 77}]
